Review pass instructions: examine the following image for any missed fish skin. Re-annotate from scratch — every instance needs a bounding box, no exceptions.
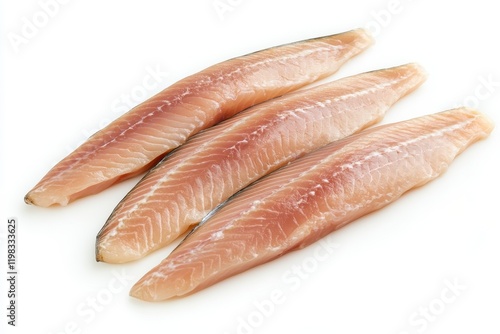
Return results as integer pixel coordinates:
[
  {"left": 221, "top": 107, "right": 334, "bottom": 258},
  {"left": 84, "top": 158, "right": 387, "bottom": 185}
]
[
  {"left": 95, "top": 63, "right": 426, "bottom": 264},
  {"left": 24, "top": 29, "right": 373, "bottom": 207},
  {"left": 129, "top": 107, "right": 493, "bottom": 301}
]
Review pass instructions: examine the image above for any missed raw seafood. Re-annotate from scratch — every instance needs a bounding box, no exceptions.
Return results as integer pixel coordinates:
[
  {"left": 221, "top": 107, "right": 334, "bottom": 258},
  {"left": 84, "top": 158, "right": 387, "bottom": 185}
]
[
  {"left": 24, "top": 29, "right": 372, "bottom": 207},
  {"left": 96, "top": 63, "right": 426, "bottom": 263},
  {"left": 129, "top": 107, "right": 493, "bottom": 301}
]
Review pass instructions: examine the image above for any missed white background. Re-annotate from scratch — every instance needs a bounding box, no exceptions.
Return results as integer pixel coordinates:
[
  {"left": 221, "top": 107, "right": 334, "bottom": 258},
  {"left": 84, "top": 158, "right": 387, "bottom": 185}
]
[{"left": 1, "top": 0, "right": 499, "bottom": 333}]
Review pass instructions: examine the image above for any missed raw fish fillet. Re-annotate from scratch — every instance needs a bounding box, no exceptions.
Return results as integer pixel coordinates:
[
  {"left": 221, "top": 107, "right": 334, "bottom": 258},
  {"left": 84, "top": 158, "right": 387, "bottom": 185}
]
[
  {"left": 129, "top": 107, "right": 493, "bottom": 301},
  {"left": 24, "top": 29, "right": 372, "bottom": 207},
  {"left": 96, "top": 63, "right": 426, "bottom": 263}
]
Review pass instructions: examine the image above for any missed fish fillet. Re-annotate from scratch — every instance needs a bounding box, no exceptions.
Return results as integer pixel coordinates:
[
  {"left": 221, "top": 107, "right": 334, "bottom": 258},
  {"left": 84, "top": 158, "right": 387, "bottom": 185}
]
[
  {"left": 129, "top": 107, "right": 493, "bottom": 301},
  {"left": 24, "top": 29, "right": 372, "bottom": 207},
  {"left": 96, "top": 63, "right": 426, "bottom": 263}
]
